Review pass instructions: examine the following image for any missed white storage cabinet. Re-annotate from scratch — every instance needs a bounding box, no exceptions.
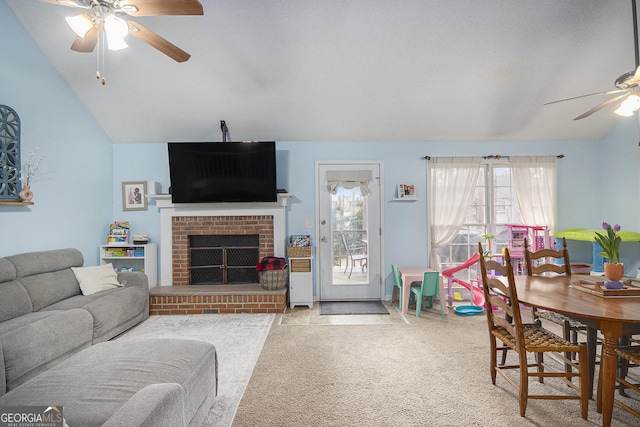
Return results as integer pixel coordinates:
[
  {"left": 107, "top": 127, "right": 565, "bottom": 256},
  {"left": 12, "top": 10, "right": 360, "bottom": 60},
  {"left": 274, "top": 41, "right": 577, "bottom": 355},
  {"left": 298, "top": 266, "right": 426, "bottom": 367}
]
[{"left": 289, "top": 256, "right": 313, "bottom": 308}]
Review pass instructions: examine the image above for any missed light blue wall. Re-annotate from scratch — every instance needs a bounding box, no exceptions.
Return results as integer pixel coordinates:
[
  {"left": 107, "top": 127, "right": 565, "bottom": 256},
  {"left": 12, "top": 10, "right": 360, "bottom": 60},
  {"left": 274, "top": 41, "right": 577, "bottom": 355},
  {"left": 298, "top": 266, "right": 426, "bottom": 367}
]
[
  {"left": 0, "top": 1, "right": 113, "bottom": 263},
  {"left": 113, "top": 138, "right": 618, "bottom": 294},
  {"left": 599, "top": 117, "right": 640, "bottom": 274}
]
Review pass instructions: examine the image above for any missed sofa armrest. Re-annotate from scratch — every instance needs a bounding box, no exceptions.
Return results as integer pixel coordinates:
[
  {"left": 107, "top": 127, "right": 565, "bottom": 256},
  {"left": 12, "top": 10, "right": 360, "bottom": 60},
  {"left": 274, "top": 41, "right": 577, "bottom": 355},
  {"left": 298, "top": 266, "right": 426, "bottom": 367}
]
[
  {"left": 117, "top": 271, "right": 149, "bottom": 291},
  {"left": 102, "top": 383, "right": 185, "bottom": 427}
]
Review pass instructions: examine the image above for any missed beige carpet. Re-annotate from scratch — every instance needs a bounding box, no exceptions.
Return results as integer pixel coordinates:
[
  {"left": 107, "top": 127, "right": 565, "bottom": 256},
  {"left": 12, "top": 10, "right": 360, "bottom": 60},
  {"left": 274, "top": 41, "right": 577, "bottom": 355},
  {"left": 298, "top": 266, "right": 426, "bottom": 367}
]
[{"left": 233, "top": 307, "right": 639, "bottom": 426}]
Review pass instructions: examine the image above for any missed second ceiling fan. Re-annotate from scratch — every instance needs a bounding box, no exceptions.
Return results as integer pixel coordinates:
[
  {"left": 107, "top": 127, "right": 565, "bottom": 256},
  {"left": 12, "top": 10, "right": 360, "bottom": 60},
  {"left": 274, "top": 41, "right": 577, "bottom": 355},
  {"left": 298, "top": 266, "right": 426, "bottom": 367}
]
[{"left": 546, "top": 0, "right": 640, "bottom": 119}]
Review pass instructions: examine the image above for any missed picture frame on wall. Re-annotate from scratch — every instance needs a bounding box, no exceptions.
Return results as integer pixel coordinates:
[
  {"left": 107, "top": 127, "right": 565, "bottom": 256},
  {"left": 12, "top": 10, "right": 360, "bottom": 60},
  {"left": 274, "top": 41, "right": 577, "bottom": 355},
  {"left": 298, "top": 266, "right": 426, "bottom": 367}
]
[
  {"left": 122, "top": 181, "right": 147, "bottom": 211},
  {"left": 397, "top": 183, "right": 416, "bottom": 199}
]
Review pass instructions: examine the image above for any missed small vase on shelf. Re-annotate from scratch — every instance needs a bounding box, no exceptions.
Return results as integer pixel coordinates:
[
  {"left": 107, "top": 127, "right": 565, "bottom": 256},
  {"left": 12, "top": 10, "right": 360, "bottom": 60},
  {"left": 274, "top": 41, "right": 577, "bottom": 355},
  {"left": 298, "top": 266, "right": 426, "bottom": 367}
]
[{"left": 19, "top": 185, "right": 33, "bottom": 202}]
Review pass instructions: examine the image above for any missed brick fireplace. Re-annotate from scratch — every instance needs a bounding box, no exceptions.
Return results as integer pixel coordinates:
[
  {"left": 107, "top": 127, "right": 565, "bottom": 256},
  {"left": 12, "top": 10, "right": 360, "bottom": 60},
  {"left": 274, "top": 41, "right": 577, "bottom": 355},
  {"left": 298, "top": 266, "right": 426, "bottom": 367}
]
[
  {"left": 171, "top": 215, "right": 273, "bottom": 286},
  {"left": 148, "top": 194, "right": 292, "bottom": 314}
]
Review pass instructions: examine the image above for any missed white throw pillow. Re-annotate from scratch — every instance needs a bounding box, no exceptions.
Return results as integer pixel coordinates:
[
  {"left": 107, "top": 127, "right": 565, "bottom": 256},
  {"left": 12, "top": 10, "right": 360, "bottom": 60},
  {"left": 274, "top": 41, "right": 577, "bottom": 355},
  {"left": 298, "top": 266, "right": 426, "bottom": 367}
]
[{"left": 71, "top": 263, "right": 124, "bottom": 296}]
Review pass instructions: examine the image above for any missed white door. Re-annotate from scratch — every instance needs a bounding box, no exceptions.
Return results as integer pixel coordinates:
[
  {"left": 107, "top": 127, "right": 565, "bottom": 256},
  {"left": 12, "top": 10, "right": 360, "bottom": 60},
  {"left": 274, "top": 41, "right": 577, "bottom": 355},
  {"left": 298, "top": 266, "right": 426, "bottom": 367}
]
[{"left": 317, "top": 162, "right": 382, "bottom": 300}]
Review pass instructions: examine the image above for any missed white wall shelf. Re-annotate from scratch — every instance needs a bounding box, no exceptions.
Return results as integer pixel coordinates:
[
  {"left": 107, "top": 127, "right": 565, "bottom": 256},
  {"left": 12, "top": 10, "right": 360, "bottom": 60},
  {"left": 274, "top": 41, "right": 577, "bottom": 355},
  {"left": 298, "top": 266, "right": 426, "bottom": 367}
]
[{"left": 392, "top": 197, "right": 418, "bottom": 201}]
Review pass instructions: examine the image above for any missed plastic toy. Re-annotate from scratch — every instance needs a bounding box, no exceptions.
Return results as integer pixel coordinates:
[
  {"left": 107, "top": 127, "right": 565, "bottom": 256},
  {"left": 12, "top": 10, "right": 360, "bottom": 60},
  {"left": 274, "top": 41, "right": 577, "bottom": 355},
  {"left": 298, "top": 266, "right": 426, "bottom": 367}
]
[{"left": 442, "top": 252, "right": 485, "bottom": 307}]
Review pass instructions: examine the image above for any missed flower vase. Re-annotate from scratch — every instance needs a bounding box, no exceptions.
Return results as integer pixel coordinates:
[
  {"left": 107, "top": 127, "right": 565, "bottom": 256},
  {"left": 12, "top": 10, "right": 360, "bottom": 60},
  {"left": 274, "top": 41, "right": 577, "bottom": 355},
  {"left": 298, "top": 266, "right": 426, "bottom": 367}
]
[
  {"left": 19, "top": 185, "right": 33, "bottom": 202},
  {"left": 604, "top": 262, "right": 624, "bottom": 289}
]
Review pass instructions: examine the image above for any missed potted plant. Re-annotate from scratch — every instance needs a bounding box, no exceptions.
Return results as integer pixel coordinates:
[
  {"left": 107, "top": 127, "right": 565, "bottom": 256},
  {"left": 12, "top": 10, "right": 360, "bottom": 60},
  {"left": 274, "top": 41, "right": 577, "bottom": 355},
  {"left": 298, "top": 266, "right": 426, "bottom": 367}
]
[{"left": 594, "top": 222, "right": 624, "bottom": 285}]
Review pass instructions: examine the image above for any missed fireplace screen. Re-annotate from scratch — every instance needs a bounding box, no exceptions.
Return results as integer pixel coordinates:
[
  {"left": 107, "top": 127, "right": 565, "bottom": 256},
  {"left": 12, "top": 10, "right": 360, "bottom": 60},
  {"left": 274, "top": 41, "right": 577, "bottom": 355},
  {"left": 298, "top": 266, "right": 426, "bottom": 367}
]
[{"left": 189, "top": 235, "right": 260, "bottom": 284}]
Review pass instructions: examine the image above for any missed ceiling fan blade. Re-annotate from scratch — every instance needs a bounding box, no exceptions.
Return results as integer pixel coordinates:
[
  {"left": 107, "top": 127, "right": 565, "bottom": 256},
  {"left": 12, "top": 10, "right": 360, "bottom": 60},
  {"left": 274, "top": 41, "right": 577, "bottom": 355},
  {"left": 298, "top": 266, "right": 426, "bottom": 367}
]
[
  {"left": 545, "top": 89, "right": 628, "bottom": 106},
  {"left": 128, "top": 20, "right": 191, "bottom": 62},
  {"left": 121, "top": 0, "right": 203, "bottom": 16},
  {"left": 37, "top": 0, "right": 87, "bottom": 8},
  {"left": 573, "top": 93, "right": 630, "bottom": 120},
  {"left": 70, "top": 25, "right": 99, "bottom": 53}
]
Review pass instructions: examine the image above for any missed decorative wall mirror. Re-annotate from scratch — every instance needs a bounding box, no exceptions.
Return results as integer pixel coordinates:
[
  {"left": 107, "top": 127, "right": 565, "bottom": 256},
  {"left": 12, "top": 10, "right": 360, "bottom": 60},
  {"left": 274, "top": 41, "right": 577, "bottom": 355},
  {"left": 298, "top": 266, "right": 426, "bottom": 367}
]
[{"left": 0, "top": 105, "right": 22, "bottom": 201}]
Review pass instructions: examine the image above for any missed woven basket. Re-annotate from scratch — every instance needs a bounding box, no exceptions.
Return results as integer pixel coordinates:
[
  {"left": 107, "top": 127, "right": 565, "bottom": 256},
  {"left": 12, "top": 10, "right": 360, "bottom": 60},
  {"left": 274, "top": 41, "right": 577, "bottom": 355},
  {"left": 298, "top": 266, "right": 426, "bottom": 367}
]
[
  {"left": 287, "top": 246, "right": 312, "bottom": 257},
  {"left": 259, "top": 267, "right": 289, "bottom": 290},
  {"left": 290, "top": 259, "right": 311, "bottom": 272}
]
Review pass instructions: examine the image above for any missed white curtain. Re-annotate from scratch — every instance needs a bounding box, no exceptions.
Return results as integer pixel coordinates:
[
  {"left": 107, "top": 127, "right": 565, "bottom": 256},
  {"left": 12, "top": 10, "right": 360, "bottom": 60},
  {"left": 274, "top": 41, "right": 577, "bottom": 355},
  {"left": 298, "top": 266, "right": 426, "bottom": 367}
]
[
  {"left": 326, "top": 170, "right": 372, "bottom": 196},
  {"left": 428, "top": 157, "right": 481, "bottom": 268},
  {"left": 511, "top": 156, "right": 557, "bottom": 233}
]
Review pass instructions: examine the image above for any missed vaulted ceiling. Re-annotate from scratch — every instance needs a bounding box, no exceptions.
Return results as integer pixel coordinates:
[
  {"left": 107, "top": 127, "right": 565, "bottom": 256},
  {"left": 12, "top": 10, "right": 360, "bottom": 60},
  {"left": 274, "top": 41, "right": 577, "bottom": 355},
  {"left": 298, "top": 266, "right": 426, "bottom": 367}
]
[{"left": 7, "top": 0, "right": 638, "bottom": 143}]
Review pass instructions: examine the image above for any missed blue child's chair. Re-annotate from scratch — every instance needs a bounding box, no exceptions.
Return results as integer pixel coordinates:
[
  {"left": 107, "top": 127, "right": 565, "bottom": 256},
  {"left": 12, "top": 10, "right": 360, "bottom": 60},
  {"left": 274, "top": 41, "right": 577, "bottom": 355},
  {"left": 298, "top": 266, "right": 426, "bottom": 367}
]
[
  {"left": 391, "top": 264, "right": 419, "bottom": 310},
  {"left": 410, "top": 271, "right": 444, "bottom": 317}
]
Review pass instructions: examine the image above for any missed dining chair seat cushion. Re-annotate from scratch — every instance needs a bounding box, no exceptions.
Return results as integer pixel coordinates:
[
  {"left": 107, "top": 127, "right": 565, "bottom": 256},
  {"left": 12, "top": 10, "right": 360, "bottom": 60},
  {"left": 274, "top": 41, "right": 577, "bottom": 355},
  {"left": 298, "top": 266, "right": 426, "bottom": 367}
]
[
  {"left": 492, "top": 324, "right": 583, "bottom": 353},
  {"left": 537, "top": 310, "right": 586, "bottom": 329},
  {"left": 616, "top": 346, "right": 640, "bottom": 365}
]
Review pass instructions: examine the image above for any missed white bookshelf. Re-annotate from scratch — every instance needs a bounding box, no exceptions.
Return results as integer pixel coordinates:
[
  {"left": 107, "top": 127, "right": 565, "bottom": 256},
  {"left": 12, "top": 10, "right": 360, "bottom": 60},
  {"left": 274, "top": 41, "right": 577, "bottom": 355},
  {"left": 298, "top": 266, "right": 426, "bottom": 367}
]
[{"left": 99, "top": 243, "right": 158, "bottom": 288}]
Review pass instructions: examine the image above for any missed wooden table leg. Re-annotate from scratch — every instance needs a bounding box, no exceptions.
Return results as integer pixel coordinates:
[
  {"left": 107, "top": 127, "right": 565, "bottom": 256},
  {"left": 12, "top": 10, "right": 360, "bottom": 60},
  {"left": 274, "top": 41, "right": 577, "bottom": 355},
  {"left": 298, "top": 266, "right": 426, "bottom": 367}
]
[{"left": 597, "top": 323, "right": 623, "bottom": 427}]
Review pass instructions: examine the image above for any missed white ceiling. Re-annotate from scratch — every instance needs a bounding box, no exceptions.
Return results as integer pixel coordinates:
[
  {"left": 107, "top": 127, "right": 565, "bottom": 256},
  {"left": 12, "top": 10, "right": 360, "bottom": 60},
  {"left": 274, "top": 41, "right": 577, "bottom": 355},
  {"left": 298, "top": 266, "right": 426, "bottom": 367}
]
[{"left": 7, "top": 0, "right": 639, "bottom": 143}]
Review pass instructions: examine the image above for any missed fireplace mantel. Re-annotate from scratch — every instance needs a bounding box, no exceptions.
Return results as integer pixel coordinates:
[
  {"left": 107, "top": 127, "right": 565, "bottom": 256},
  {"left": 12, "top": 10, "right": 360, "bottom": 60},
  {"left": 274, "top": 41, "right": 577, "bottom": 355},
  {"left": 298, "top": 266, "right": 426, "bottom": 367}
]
[{"left": 149, "top": 193, "right": 292, "bottom": 287}]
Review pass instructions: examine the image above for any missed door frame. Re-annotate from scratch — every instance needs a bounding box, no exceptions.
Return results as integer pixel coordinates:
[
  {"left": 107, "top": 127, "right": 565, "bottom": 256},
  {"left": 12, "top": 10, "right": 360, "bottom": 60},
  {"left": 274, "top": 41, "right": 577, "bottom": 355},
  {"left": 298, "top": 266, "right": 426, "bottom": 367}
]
[{"left": 315, "top": 160, "right": 385, "bottom": 301}]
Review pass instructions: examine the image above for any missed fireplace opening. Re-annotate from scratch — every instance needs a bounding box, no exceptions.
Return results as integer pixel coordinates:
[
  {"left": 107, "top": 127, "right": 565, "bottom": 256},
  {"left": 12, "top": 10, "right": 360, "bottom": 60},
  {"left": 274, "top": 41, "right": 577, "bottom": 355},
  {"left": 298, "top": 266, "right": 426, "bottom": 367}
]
[{"left": 189, "top": 235, "right": 260, "bottom": 285}]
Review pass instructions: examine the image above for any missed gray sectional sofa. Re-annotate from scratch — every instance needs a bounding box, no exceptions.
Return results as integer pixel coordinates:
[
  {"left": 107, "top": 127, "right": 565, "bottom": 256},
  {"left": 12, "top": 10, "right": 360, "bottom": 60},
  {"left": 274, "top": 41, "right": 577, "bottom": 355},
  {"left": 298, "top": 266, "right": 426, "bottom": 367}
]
[{"left": 0, "top": 248, "right": 218, "bottom": 427}]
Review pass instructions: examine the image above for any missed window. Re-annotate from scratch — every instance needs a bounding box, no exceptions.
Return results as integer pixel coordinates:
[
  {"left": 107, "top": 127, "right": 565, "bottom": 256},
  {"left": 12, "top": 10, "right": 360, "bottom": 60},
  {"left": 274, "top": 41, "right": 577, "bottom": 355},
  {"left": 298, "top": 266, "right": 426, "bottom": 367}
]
[{"left": 436, "top": 160, "right": 525, "bottom": 281}]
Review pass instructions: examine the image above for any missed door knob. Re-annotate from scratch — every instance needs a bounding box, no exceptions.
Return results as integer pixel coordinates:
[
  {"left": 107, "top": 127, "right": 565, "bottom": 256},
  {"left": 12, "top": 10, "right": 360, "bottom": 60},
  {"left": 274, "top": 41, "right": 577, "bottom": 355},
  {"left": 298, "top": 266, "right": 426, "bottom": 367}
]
[{"left": 321, "top": 237, "right": 327, "bottom": 242}]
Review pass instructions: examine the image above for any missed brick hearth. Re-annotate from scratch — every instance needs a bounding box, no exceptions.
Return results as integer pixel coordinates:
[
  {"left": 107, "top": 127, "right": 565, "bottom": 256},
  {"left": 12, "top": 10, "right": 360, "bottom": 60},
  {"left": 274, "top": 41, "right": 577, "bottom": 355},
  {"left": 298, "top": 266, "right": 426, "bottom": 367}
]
[{"left": 149, "top": 284, "right": 287, "bottom": 315}]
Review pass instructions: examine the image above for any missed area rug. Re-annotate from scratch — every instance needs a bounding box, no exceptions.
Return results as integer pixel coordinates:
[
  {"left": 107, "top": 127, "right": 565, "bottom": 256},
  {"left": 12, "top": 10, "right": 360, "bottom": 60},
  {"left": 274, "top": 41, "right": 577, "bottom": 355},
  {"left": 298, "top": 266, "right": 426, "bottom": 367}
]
[
  {"left": 319, "top": 301, "right": 389, "bottom": 315},
  {"left": 117, "top": 313, "right": 274, "bottom": 427}
]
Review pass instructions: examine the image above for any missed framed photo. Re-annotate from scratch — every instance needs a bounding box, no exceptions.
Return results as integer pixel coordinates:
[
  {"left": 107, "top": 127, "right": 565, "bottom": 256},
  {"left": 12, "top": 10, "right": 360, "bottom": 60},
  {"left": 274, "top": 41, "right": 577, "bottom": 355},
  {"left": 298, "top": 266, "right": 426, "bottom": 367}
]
[
  {"left": 122, "top": 181, "right": 147, "bottom": 211},
  {"left": 397, "top": 183, "right": 416, "bottom": 199}
]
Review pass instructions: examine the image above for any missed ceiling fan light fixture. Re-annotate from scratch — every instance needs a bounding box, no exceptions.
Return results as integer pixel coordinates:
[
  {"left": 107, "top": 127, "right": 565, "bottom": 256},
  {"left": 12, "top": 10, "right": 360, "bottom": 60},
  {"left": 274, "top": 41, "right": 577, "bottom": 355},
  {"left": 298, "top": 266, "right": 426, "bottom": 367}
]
[
  {"left": 104, "top": 15, "right": 129, "bottom": 51},
  {"left": 614, "top": 93, "right": 640, "bottom": 116},
  {"left": 65, "top": 14, "right": 94, "bottom": 38}
]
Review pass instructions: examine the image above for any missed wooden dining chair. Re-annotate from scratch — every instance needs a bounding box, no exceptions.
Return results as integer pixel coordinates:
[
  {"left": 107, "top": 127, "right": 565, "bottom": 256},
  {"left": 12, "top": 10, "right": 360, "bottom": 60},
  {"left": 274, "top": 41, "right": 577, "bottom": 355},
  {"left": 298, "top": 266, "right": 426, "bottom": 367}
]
[
  {"left": 524, "top": 237, "right": 587, "bottom": 343},
  {"left": 598, "top": 345, "right": 640, "bottom": 419},
  {"left": 524, "top": 237, "right": 597, "bottom": 392},
  {"left": 478, "top": 243, "right": 589, "bottom": 419}
]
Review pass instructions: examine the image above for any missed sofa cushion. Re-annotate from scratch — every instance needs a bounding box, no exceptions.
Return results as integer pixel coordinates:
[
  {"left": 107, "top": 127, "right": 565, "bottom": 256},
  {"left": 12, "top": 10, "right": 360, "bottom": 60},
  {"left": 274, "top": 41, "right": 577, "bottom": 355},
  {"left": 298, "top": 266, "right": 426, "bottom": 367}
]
[
  {"left": 71, "top": 263, "right": 123, "bottom": 295},
  {"left": 7, "top": 249, "right": 83, "bottom": 311},
  {"left": 42, "top": 285, "right": 148, "bottom": 342},
  {"left": 0, "top": 258, "right": 16, "bottom": 282},
  {"left": 0, "top": 309, "right": 93, "bottom": 391},
  {"left": 18, "top": 269, "right": 82, "bottom": 311},
  {"left": 0, "top": 280, "right": 32, "bottom": 323},
  {"left": 7, "top": 248, "right": 83, "bottom": 278},
  {"left": 0, "top": 338, "right": 218, "bottom": 427}
]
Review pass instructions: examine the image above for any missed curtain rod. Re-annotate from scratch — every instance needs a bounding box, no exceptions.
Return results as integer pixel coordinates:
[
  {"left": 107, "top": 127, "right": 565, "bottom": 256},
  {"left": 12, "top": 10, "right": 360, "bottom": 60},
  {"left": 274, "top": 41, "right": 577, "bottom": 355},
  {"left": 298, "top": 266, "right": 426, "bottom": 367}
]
[{"left": 421, "top": 154, "right": 565, "bottom": 160}]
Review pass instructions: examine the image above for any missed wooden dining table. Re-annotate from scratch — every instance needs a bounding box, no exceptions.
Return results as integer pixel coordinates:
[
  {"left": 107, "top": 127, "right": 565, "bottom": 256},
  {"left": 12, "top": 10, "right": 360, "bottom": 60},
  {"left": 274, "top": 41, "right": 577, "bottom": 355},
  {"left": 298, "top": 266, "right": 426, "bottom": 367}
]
[
  {"left": 398, "top": 267, "right": 448, "bottom": 316},
  {"left": 511, "top": 274, "right": 640, "bottom": 427}
]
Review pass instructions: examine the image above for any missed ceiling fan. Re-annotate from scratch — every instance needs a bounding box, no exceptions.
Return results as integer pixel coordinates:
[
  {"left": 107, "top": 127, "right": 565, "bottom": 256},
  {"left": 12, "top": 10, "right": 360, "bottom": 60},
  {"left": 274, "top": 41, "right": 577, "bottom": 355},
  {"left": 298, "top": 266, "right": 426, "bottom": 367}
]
[
  {"left": 38, "top": 0, "right": 203, "bottom": 63},
  {"left": 546, "top": 0, "right": 640, "bottom": 120}
]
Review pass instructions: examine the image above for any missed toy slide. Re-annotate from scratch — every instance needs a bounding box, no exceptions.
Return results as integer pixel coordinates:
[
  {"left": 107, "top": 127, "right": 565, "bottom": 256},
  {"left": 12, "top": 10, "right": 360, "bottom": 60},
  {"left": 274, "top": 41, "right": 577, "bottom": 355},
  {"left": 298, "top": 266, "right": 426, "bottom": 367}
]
[{"left": 442, "top": 252, "right": 485, "bottom": 307}]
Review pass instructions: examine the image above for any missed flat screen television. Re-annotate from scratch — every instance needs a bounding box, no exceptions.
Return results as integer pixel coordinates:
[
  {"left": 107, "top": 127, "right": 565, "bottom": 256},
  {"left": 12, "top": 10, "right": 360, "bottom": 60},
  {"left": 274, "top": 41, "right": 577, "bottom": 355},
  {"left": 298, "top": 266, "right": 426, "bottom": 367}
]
[{"left": 167, "top": 141, "right": 277, "bottom": 203}]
